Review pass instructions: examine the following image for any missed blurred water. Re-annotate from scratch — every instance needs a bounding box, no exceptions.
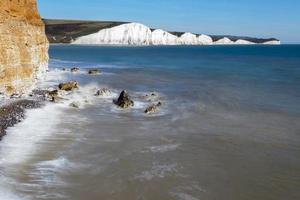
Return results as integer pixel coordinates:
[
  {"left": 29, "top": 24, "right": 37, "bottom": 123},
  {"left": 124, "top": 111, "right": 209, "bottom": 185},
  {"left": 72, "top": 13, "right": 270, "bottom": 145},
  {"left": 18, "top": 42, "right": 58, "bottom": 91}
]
[{"left": 0, "top": 45, "right": 300, "bottom": 200}]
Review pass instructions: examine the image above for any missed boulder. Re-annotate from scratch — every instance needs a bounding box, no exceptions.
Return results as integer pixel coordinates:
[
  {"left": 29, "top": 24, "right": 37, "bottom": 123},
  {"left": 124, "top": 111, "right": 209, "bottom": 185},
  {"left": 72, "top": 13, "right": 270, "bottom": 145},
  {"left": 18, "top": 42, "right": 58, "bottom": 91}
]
[
  {"left": 58, "top": 81, "right": 78, "bottom": 91},
  {"left": 115, "top": 90, "right": 134, "bottom": 108},
  {"left": 88, "top": 69, "right": 100, "bottom": 75},
  {"left": 71, "top": 67, "right": 80, "bottom": 73},
  {"left": 95, "top": 88, "right": 111, "bottom": 97}
]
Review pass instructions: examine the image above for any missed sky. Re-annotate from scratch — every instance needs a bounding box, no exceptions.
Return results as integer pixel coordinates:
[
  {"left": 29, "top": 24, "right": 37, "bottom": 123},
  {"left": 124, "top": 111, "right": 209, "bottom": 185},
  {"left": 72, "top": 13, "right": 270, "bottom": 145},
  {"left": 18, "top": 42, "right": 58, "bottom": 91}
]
[{"left": 38, "top": 0, "right": 300, "bottom": 43}]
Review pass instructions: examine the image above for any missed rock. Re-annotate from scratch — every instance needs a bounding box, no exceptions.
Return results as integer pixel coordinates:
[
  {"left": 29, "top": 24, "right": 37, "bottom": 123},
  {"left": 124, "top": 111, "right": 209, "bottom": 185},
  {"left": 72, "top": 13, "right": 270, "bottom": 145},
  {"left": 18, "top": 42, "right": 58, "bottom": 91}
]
[
  {"left": 145, "top": 102, "right": 162, "bottom": 114},
  {"left": 0, "top": 0, "right": 49, "bottom": 95},
  {"left": 30, "top": 89, "right": 49, "bottom": 100},
  {"left": 69, "top": 101, "right": 80, "bottom": 109},
  {"left": 47, "top": 90, "right": 60, "bottom": 102},
  {"left": 95, "top": 88, "right": 111, "bottom": 97},
  {"left": 88, "top": 69, "right": 100, "bottom": 75},
  {"left": 156, "top": 101, "right": 162, "bottom": 107},
  {"left": 58, "top": 81, "right": 79, "bottom": 91},
  {"left": 144, "top": 104, "right": 157, "bottom": 114},
  {"left": 115, "top": 90, "right": 134, "bottom": 108},
  {"left": 62, "top": 68, "right": 67, "bottom": 71},
  {"left": 71, "top": 67, "right": 80, "bottom": 73},
  {"left": 10, "top": 93, "right": 22, "bottom": 99}
]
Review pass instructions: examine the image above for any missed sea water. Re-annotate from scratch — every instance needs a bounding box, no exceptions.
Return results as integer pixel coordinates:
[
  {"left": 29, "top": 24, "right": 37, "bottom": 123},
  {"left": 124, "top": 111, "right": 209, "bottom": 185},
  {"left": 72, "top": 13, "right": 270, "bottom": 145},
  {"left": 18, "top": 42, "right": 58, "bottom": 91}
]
[{"left": 0, "top": 45, "right": 300, "bottom": 200}]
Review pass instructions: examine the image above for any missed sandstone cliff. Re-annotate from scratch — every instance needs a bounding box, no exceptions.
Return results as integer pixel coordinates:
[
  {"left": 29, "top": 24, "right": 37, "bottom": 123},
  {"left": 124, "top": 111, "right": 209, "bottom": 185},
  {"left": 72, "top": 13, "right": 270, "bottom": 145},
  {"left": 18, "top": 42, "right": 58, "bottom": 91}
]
[{"left": 0, "top": 0, "right": 48, "bottom": 95}]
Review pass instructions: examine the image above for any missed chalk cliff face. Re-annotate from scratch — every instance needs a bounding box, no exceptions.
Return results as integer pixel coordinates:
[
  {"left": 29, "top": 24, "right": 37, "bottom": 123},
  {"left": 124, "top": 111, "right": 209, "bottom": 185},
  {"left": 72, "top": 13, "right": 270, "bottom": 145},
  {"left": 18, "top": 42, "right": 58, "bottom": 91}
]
[
  {"left": 151, "top": 29, "right": 178, "bottom": 45},
  {"left": 73, "top": 22, "right": 281, "bottom": 46},
  {"left": 0, "top": 0, "right": 49, "bottom": 95},
  {"left": 73, "top": 23, "right": 152, "bottom": 45},
  {"left": 73, "top": 23, "right": 216, "bottom": 46}
]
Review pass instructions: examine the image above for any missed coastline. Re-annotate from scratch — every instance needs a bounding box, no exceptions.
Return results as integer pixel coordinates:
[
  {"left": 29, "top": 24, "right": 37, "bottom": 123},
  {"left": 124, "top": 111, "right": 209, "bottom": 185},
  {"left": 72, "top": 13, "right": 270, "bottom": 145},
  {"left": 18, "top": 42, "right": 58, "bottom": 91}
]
[
  {"left": 0, "top": 97, "right": 45, "bottom": 140},
  {"left": 1, "top": 45, "right": 299, "bottom": 199}
]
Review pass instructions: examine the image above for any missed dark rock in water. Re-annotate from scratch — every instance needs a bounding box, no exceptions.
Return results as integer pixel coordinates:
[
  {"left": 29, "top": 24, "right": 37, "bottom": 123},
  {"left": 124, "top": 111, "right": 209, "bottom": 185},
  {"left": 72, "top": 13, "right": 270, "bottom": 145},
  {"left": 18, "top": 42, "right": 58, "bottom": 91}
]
[
  {"left": 115, "top": 90, "right": 134, "bottom": 108},
  {"left": 69, "top": 101, "right": 80, "bottom": 108},
  {"left": 95, "top": 88, "right": 111, "bottom": 97},
  {"left": 58, "top": 81, "right": 78, "bottom": 91},
  {"left": 0, "top": 100, "right": 41, "bottom": 140},
  {"left": 71, "top": 67, "right": 80, "bottom": 73},
  {"left": 47, "top": 90, "right": 60, "bottom": 102},
  {"left": 62, "top": 68, "right": 67, "bottom": 71},
  {"left": 144, "top": 104, "right": 157, "bottom": 114},
  {"left": 48, "top": 90, "right": 58, "bottom": 97},
  {"left": 145, "top": 102, "right": 162, "bottom": 114},
  {"left": 88, "top": 69, "right": 100, "bottom": 75}
]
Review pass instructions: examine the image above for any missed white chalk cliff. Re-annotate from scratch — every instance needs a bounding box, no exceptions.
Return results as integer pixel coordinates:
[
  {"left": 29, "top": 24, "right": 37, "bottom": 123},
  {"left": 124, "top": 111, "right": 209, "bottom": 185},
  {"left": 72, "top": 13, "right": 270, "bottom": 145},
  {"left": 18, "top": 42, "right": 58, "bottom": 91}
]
[
  {"left": 73, "top": 23, "right": 152, "bottom": 45},
  {"left": 73, "top": 22, "right": 280, "bottom": 46},
  {"left": 214, "top": 37, "right": 235, "bottom": 45},
  {"left": 235, "top": 39, "right": 255, "bottom": 45},
  {"left": 151, "top": 29, "right": 178, "bottom": 45},
  {"left": 198, "top": 34, "right": 213, "bottom": 45},
  {"left": 263, "top": 40, "right": 281, "bottom": 45},
  {"left": 178, "top": 32, "right": 199, "bottom": 45}
]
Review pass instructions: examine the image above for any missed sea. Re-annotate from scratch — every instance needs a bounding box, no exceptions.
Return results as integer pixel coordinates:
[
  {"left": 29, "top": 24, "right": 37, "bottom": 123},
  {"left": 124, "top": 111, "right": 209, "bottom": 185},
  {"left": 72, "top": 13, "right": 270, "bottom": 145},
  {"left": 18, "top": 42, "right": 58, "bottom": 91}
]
[{"left": 0, "top": 45, "right": 300, "bottom": 200}]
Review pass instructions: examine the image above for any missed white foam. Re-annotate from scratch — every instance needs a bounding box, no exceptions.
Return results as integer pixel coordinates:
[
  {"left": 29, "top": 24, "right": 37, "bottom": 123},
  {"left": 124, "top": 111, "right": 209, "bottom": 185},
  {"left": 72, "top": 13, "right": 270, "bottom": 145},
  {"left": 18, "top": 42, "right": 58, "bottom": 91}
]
[
  {"left": 134, "top": 162, "right": 178, "bottom": 181},
  {"left": 0, "top": 186, "right": 26, "bottom": 200},
  {"left": 0, "top": 104, "right": 62, "bottom": 166},
  {"left": 171, "top": 192, "right": 200, "bottom": 200},
  {"left": 0, "top": 102, "right": 64, "bottom": 200},
  {"left": 145, "top": 144, "right": 181, "bottom": 153},
  {"left": 37, "top": 69, "right": 69, "bottom": 89}
]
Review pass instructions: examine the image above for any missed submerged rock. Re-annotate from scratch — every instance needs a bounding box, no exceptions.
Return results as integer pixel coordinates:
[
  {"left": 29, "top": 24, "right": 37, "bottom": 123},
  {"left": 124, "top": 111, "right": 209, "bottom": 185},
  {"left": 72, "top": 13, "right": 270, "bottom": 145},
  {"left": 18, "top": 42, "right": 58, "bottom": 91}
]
[
  {"left": 95, "top": 88, "right": 111, "bottom": 97},
  {"left": 69, "top": 101, "right": 80, "bottom": 109},
  {"left": 144, "top": 102, "right": 163, "bottom": 114},
  {"left": 71, "top": 67, "right": 80, "bottom": 73},
  {"left": 88, "top": 69, "right": 100, "bottom": 75},
  {"left": 144, "top": 104, "right": 157, "bottom": 114},
  {"left": 58, "top": 81, "right": 79, "bottom": 91},
  {"left": 157, "top": 101, "right": 162, "bottom": 107},
  {"left": 115, "top": 90, "right": 134, "bottom": 108},
  {"left": 47, "top": 89, "right": 59, "bottom": 102}
]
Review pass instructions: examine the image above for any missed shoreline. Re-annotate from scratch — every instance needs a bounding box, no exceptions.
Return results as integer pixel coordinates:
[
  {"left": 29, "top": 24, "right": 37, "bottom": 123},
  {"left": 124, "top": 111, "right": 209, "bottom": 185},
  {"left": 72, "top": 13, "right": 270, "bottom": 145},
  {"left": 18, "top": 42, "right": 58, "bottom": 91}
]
[{"left": 0, "top": 93, "right": 47, "bottom": 140}]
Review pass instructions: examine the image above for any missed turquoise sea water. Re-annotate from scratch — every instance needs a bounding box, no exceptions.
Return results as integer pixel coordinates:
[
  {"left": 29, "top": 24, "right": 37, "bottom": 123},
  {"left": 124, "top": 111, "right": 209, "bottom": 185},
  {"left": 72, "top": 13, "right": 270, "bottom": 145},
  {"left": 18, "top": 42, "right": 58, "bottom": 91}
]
[{"left": 1, "top": 45, "right": 299, "bottom": 200}]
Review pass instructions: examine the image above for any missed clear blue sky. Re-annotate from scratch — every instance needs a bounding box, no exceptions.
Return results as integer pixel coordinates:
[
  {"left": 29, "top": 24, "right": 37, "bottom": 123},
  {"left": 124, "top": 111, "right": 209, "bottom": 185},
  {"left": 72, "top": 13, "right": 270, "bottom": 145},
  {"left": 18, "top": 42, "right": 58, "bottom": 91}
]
[{"left": 38, "top": 0, "right": 300, "bottom": 43}]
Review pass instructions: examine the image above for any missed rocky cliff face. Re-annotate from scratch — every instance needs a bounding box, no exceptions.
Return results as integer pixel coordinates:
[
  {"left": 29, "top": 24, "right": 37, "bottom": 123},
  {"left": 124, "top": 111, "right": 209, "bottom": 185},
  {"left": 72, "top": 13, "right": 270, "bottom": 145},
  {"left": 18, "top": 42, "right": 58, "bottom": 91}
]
[{"left": 0, "top": 0, "right": 48, "bottom": 95}]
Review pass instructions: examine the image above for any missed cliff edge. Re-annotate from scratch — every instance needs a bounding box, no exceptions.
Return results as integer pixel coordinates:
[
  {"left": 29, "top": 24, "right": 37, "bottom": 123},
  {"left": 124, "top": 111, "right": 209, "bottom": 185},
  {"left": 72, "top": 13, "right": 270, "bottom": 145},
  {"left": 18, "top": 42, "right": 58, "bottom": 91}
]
[{"left": 0, "top": 0, "right": 49, "bottom": 95}]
